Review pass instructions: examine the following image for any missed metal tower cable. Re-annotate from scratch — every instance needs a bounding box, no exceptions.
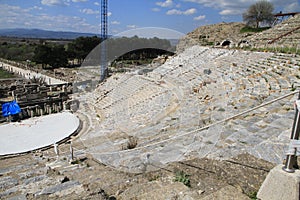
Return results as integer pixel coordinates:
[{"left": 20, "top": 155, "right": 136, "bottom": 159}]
[{"left": 100, "top": 0, "right": 108, "bottom": 81}]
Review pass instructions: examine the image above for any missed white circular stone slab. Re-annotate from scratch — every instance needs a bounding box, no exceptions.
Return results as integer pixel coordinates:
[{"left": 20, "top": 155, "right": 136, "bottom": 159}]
[{"left": 0, "top": 112, "right": 80, "bottom": 155}]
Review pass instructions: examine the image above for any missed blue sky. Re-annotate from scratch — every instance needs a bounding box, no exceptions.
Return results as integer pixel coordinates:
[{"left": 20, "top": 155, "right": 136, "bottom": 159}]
[{"left": 0, "top": 0, "right": 300, "bottom": 36}]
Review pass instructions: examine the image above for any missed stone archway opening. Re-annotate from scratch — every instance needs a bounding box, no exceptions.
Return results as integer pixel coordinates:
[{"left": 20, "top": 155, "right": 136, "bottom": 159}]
[{"left": 221, "top": 40, "right": 231, "bottom": 46}]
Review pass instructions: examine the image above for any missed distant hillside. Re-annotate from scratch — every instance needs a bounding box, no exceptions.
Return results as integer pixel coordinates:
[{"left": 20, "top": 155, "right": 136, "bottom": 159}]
[
  {"left": 0, "top": 28, "right": 179, "bottom": 46},
  {"left": 0, "top": 28, "right": 100, "bottom": 39}
]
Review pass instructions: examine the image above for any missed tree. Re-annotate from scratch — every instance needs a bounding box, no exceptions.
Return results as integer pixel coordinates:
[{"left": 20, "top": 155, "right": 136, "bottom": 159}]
[
  {"left": 66, "top": 42, "right": 77, "bottom": 66},
  {"left": 67, "top": 36, "right": 101, "bottom": 65},
  {"left": 48, "top": 45, "right": 68, "bottom": 68},
  {"left": 33, "top": 45, "right": 52, "bottom": 68},
  {"left": 33, "top": 44, "right": 68, "bottom": 68},
  {"left": 243, "top": 0, "right": 274, "bottom": 28}
]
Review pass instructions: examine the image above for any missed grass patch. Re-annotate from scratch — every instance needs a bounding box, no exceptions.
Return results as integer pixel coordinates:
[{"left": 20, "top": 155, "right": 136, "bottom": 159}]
[
  {"left": 246, "top": 47, "right": 300, "bottom": 55},
  {"left": 240, "top": 26, "right": 270, "bottom": 33},
  {"left": 247, "top": 191, "right": 258, "bottom": 200},
  {"left": 291, "top": 87, "right": 296, "bottom": 91},
  {"left": 147, "top": 173, "right": 160, "bottom": 182},
  {"left": 277, "top": 47, "right": 300, "bottom": 55},
  {"left": 174, "top": 170, "right": 191, "bottom": 187},
  {"left": 218, "top": 107, "right": 226, "bottom": 112},
  {"left": 0, "top": 68, "right": 15, "bottom": 78}
]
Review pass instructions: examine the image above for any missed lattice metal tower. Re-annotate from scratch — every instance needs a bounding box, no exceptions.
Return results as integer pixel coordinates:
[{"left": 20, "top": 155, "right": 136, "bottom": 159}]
[{"left": 100, "top": 0, "right": 108, "bottom": 81}]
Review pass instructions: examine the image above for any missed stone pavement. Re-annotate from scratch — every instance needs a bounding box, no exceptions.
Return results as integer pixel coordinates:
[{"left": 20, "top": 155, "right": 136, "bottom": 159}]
[{"left": 76, "top": 45, "right": 300, "bottom": 173}]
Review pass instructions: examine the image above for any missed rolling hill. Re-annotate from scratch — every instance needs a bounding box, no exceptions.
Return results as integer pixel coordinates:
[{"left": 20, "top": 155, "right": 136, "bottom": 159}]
[{"left": 0, "top": 28, "right": 100, "bottom": 39}]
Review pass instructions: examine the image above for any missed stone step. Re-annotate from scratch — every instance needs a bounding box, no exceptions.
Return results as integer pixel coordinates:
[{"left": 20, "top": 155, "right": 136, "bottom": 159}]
[{"left": 36, "top": 180, "right": 83, "bottom": 196}]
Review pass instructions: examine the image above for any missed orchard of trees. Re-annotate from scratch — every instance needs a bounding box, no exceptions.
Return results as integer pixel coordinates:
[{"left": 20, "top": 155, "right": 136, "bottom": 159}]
[{"left": 0, "top": 36, "right": 172, "bottom": 69}]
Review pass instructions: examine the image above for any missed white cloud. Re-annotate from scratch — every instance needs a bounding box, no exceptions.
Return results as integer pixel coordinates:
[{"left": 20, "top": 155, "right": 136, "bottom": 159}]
[
  {"left": 283, "top": 2, "right": 300, "bottom": 12},
  {"left": 184, "top": 0, "right": 300, "bottom": 16},
  {"left": 115, "top": 27, "right": 185, "bottom": 39},
  {"left": 33, "top": 6, "right": 43, "bottom": 10},
  {"left": 127, "top": 25, "right": 137, "bottom": 29},
  {"left": 183, "top": 0, "right": 247, "bottom": 9},
  {"left": 194, "top": 15, "right": 206, "bottom": 20},
  {"left": 80, "top": 8, "right": 99, "bottom": 14},
  {"left": 41, "top": 0, "right": 88, "bottom": 6},
  {"left": 166, "top": 9, "right": 181, "bottom": 15},
  {"left": 41, "top": 0, "right": 70, "bottom": 6},
  {"left": 94, "top": 2, "right": 100, "bottom": 6},
  {"left": 72, "top": 0, "right": 88, "bottom": 2},
  {"left": 108, "top": 12, "right": 112, "bottom": 17},
  {"left": 156, "top": 0, "right": 173, "bottom": 8},
  {"left": 0, "top": 4, "right": 98, "bottom": 33},
  {"left": 271, "top": 0, "right": 300, "bottom": 12},
  {"left": 111, "top": 21, "right": 120, "bottom": 25},
  {"left": 176, "top": 4, "right": 181, "bottom": 8},
  {"left": 167, "top": 8, "right": 197, "bottom": 15},
  {"left": 219, "top": 9, "right": 242, "bottom": 15},
  {"left": 185, "top": 8, "right": 197, "bottom": 15}
]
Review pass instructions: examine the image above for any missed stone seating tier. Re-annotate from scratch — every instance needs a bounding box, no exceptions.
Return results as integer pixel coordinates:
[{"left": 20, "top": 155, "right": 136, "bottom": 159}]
[
  {"left": 250, "top": 14, "right": 300, "bottom": 47},
  {"left": 78, "top": 46, "right": 300, "bottom": 173}
]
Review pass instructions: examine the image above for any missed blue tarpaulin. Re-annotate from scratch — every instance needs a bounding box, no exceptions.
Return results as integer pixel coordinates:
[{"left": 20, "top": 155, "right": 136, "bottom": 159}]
[{"left": 1, "top": 101, "right": 21, "bottom": 117}]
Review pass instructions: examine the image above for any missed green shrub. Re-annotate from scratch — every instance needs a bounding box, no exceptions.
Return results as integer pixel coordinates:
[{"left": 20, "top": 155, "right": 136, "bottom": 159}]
[
  {"left": 174, "top": 170, "right": 191, "bottom": 187},
  {"left": 0, "top": 68, "right": 15, "bottom": 78},
  {"left": 240, "top": 26, "right": 270, "bottom": 33},
  {"left": 247, "top": 191, "right": 258, "bottom": 200}
]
